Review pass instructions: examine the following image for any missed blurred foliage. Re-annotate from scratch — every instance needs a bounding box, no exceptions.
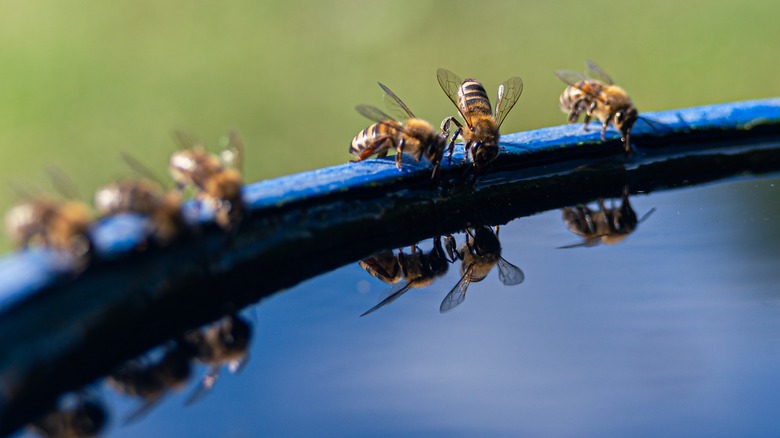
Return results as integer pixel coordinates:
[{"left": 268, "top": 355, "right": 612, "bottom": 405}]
[{"left": 0, "top": 0, "right": 778, "bottom": 249}]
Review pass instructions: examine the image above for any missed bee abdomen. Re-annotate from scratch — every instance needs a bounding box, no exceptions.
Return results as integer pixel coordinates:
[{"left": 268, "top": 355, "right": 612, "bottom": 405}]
[
  {"left": 349, "top": 122, "right": 399, "bottom": 156},
  {"left": 459, "top": 79, "right": 492, "bottom": 116}
]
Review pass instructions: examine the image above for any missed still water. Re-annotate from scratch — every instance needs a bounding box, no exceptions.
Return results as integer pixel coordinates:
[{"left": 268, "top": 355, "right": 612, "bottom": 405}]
[{"left": 24, "top": 175, "right": 780, "bottom": 437}]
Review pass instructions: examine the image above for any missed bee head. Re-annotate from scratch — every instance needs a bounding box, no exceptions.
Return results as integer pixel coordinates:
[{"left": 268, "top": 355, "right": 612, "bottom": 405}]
[
  {"left": 614, "top": 106, "right": 638, "bottom": 134},
  {"left": 472, "top": 142, "right": 499, "bottom": 170},
  {"left": 205, "top": 170, "right": 243, "bottom": 202},
  {"left": 425, "top": 134, "right": 447, "bottom": 164}
]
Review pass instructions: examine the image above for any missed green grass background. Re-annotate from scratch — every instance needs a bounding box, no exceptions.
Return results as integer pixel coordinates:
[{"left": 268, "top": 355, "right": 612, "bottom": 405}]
[{"left": 0, "top": 0, "right": 778, "bottom": 249}]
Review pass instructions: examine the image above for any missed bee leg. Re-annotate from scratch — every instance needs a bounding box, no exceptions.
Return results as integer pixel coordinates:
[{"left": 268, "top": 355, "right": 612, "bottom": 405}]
[
  {"left": 622, "top": 131, "right": 632, "bottom": 155},
  {"left": 601, "top": 114, "right": 613, "bottom": 141},
  {"left": 397, "top": 250, "right": 409, "bottom": 277},
  {"left": 443, "top": 234, "right": 459, "bottom": 262},
  {"left": 395, "top": 138, "right": 405, "bottom": 171},
  {"left": 569, "top": 99, "right": 586, "bottom": 123},
  {"left": 441, "top": 117, "right": 463, "bottom": 161},
  {"left": 582, "top": 114, "right": 592, "bottom": 131}
]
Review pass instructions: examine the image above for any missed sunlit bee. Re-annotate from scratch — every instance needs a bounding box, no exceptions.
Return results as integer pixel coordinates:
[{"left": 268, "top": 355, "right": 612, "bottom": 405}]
[
  {"left": 560, "top": 187, "right": 655, "bottom": 248},
  {"left": 349, "top": 83, "right": 448, "bottom": 179},
  {"left": 360, "top": 235, "right": 457, "bottom": 317},
  {"left": 555, "top": 61, "right": 639, "bottom": 154},
  {"left": 94, "top": 178, "right": 185, "bottom": 246},
  {"left": 169, "top": 130, "right": 244, "bottom": 230},
  {"left": 5, "top": 195, "right": 93, "bottom": 267},
  {"left": 440, "top": 226, "right": 524, "bottom": 313},
  {"left": 106, "top": 344, "right": 192, "bottom": 424},
  {"left": 437, "top": 68, "right": 523, "bottom": 171},
  {"left": 182, "top": 314, "right": 252, "bottom": 405},
  {"left": 28, "top": 395, "right": 107, "bottom": 438}
]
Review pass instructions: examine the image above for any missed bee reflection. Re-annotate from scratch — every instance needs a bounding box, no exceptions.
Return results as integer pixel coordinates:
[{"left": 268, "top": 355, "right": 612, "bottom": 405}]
[
  {"left": 359, "top": 235, "right": 457, "bottom": 317},
  {"left": 28, "top": 393, "right": 108, "bottom": 438},
  {"left": 106, "top": 342, "right": 192, "bottom": 424},
  {"left": 560, "top": 186, "right": 655, "bottom": 248},
  {"left": 440, "top": 226, "right": 525, "bottom": 313},
  {"left": 182, "top": 314, "right": 252, "bottom": 406}
]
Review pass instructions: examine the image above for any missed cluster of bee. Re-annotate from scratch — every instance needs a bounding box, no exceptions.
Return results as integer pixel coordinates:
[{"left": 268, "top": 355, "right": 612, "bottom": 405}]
[
  {"left": 349, "top": 61, "right": 641, "bottom": 177},
  {"left": 359, "top": 189, "right": 655, "bottom": 315},
  {"left": 359, "top": 226, "right": 525, "bottom": 316},
  {"left": 106, "top": 313, "right": 252, "bottom": 423},
  {"left": 27, "top": 314, "right": 253, "bottom": 436},
  {"left": 4, "top": 130, "right": 246, "bottom": 271}
]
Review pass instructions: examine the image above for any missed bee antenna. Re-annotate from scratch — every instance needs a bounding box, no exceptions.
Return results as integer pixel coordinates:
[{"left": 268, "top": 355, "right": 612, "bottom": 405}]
[
  {"left": 638, "top": 207, "right": 657, "bottom": 224},
  {"left": 637, "top": 116, "right": 661, "bottom": 132}
]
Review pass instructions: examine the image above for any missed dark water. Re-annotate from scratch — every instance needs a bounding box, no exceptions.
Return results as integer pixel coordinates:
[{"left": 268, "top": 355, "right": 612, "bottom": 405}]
[{"left": 22, "top": 175, "right": 780, "bottom": 437}]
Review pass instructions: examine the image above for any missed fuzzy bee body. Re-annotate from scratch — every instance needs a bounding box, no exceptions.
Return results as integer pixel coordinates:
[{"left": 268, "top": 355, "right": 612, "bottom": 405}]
[
  {"left": 94, "top": 179, "right": 185, "bottom": 245},
  {"left": 5, "top": 197, "right": 93, "bottom": 266},
  {"left": 169, "top": 131, "right": 245, "bottom": 230},
  {"left": 349, "top": 83, "right": 447, "bottom": 179},
  {"left": 437, "top": 68, "right": 523, "bottom": 171},
  {"left": 556, "top": 61, "right": 638, "bottom": 154}
]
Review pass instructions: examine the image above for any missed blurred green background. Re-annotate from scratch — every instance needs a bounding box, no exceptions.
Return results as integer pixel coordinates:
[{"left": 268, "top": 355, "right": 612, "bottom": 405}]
[{"left": 0, "top": 0, "right": 778, "bottom": 249}]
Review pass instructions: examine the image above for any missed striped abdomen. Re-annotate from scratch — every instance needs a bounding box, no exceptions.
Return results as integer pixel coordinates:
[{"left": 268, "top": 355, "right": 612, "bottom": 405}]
[
  {"left": 559, "top": 80, "right": 604, "bottom": 112},
  {"left": 457, "top": 79, "right": 492, "bottom": 119},
  {"left": 349, "top": 120, "right": 403, "bottom": 159}
]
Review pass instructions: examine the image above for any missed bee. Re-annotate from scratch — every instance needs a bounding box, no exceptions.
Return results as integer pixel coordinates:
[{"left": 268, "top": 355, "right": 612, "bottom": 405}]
[
  {"left": 440, "top": 226, "right": 524, "bottom": 313},
  {"left": 360, "top": 235, "right": 457, "bottom": 317},
  {"left": 437, "top": 68, "right": 523, "bottom": 171},
  {"left": 5, "top": 195, "right": 93, "bottom": 268},
  {"left": 168, "top": 130, "right": 244, "bottom": 230},
  {"left": 560, "top": 186, "right": 656, "bottom": 248},
  {"left": 28, "top": 394, "right": 107, "bottom": 438},
  {"left": 181, "top": 314, "right": 252, "bottom": 405},
  {"left": 94, "top": 178, "right": 185, "bottom": 246},
  {"left": 555, "top": 61, "right": 639, "bottom": 154},
  {"left": 106, "top": 343, "right": 192, "bottom": 423},
  {"left": 349, "top": 83, "right": 448, "bottom": 179}
]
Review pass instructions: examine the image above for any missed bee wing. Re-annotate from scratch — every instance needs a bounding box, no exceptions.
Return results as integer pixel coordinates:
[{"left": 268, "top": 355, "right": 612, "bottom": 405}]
[
  {"left": 171, "top": 129, "right": 202, "bottom": 150},
  {"left": 360, "top": 280, "right": 417, "bottom": 317},
  {"left": 355, "top": 104, "right": 398, "bottom": 124},
  {"left": 120, "top": 152, "right": 167, "bottom": 187},
  {"left": 436, "top": 68, "right": 471, "bottom": 127},
  {"left": 439, "top": 263, "right": 474, "bottom": 313},
  {"left": 557, "top": 237, "right": 604, "bottom": 249},
  {"left": 585, "top": 60, "right": 615, "bottom": 85},
  {"left": 123, "top": 393, "right": 166, "bottom": 424},
  {"left": 184, "top": 365, "right": 221, "bottom": 406},
  {"left": 378, "top": 82, "right": 416, "bottom": 120},
  {"left": 494, "top": 77, "right": 523, "bottom": 129},
  {"left": 44, "top": 166, "right": 82, "bottom": 200},
  {"left": 497, "top": 257, "right": 524, "bottom": 285},
  {"left": 555, "top": 70, "right": 607, "bottom": 104},
  {"left": 220, "top": 129, "right": 244, "bottom": 172},
  {"left": 554, "top": 69, "right": 587, "bottom": 87}
]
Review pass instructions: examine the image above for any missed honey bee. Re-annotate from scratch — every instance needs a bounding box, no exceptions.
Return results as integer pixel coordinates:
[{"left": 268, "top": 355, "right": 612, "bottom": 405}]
[
  {"left": 168, "top": 130, "right": 244, "bottom": 230},
  {"left": 106, "top": 343, "right": 192, "bottom": 423},
  {"left": 349, "top": 82, "right": 448, "bottom": 179},
  {"left": 181, "top": 314, "right": 252, "bottom": 405},
  {"left": 28, "top": 394, "right": 107, "bottom": 438},
  {"left": 5, "top": 195, "right": 93, "bottom": 268},
  {"left": 360, "top": 235, "right": 457, "bottom": 317},
  {"left": 94, "top": 177, "right": 185, "bottom": 246},
  {"left": 560, "top": 186, "right": 656, "bottom": 248},
  {"left": 555, "top": 61, "right": 639, "bottom": 154},
  {"left": 437, "top": 68, "right": 523, "bottom": 171},
  {"left": 440, "top": 226, "right": 524, "bottom": 313}
]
